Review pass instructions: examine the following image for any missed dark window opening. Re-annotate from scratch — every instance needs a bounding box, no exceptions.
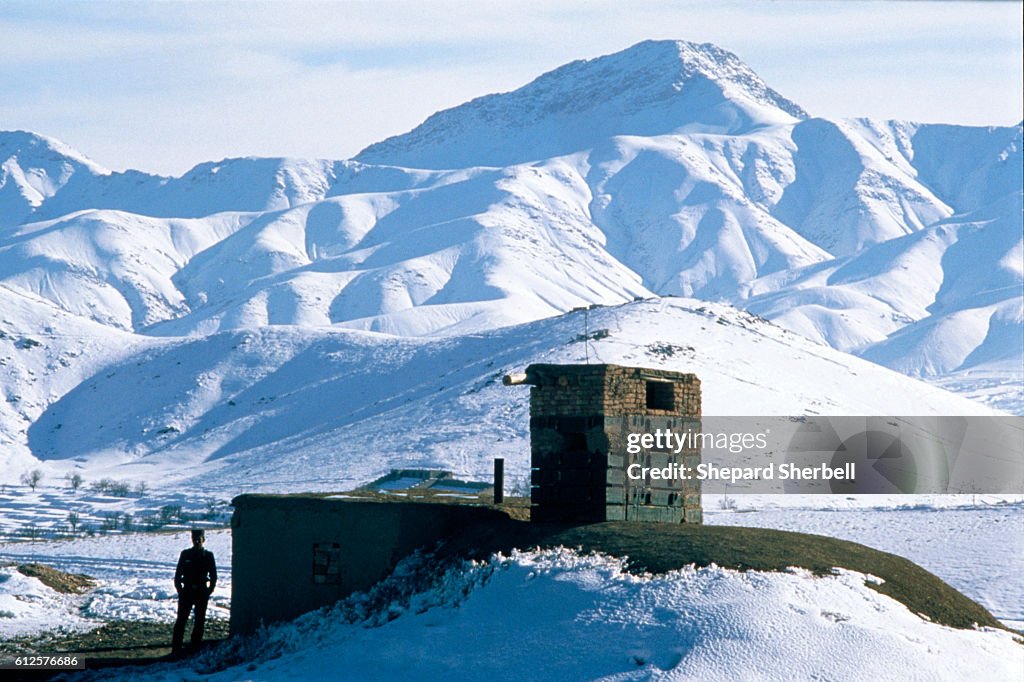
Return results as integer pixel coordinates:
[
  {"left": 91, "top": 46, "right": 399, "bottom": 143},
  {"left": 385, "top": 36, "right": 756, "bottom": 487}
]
[
  {"left": 313, "top": 543, "right": 342, "bottom": 584},
  {"left": 646, "top": 381, "right": 675, "bottom": 411},
  {"left": 562, "top": 432, "right": 588, "bottom": 453}
]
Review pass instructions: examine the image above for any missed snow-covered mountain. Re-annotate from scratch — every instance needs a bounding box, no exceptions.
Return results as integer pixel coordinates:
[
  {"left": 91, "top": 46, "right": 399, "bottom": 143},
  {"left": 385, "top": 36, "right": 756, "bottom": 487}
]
[
  {"left": 0, "top": 39, "right": 1021, "bottom": 486},
  {"left": 356, "top": 40, "right": 808, "bottom": 170},
  {"left": 746, "top": 192, "right": 1023, "bottom": 370},
  {"left": 0, "top": 131, "right": 111, "bottom": 228}
]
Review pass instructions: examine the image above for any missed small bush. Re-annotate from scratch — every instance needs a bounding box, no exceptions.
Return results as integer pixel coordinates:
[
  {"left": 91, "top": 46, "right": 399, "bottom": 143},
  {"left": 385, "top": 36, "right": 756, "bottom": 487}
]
[
  {"left": 99, "top": 513, "right": 121, "bottom": 533},
  {"left": 90, "top": 478, "right": 133, "bottom": 497},
  {"left": 20, "top": 469, "right": 43, "bottom": 491},
  {"left": 160, "top": 505, "right": 183, "bottom": 524},
  {"left": 141, "top": 514, "right": 164, "bottom": 531}
]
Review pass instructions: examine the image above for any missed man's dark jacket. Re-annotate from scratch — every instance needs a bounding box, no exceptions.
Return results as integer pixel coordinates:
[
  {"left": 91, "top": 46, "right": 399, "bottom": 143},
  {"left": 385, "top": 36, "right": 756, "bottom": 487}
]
[{"left": 175, "top": 546, "right": 217, "bottom": 594}]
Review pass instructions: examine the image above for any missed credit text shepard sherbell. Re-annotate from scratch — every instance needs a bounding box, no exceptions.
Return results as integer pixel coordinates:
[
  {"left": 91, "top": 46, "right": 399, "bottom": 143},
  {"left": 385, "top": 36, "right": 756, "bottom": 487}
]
[{"left": 626, "top": 462, "right": 857, "bottom": 482}]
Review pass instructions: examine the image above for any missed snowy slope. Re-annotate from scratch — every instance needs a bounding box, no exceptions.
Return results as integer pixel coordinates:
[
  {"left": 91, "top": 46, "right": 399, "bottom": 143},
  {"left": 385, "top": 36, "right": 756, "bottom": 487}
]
[
  {"left": 856, "top": 119, "right": 1023, "bottom": 215},
  {"left": 745, "top": 193, "right": 1023, "bottom": 364},
  {"left": 9, "top": 300, "right": 1000, "bottom": 495},
  {"left": 708, "top": 502, "right": 1024, "bottom": 631},
  {"left": 0, "top": 284, "right": 144, "bottom": 475}
]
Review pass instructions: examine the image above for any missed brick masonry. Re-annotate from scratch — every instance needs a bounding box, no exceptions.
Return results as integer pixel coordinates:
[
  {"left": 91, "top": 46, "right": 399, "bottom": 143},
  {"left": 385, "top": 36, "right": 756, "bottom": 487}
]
[{"left": 525, "top": 364, "right": 702, "bottom": 524}]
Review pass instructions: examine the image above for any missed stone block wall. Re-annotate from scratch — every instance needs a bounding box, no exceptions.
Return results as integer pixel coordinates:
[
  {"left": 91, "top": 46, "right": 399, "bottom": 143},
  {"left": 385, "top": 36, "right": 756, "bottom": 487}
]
[
  {"left": 526, "top": 364, "right": 702, "bottom": 524},
  {"left": 527, "top": 365, "right": 701, "bottom": 418}
]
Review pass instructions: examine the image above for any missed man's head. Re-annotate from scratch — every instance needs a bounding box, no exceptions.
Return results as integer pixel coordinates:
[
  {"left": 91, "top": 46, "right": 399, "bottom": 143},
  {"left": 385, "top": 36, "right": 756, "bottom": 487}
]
[{"left": 191, "top": 529, "right": 205, "bottom": 547}]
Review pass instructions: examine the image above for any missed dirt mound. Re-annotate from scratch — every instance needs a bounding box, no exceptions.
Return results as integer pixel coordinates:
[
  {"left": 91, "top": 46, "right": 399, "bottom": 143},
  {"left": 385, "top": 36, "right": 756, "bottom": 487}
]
[{"left": 17, "top": 563, "right": 95, "bottom": 594}]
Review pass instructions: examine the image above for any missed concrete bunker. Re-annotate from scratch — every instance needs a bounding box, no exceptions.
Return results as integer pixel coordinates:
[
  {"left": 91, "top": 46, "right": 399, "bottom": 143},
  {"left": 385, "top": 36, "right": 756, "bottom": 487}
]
[
  {"left": 230, "top": 362, "right": 702, "bottom": 634},
  {"left": 230, "top": 495, "right": 506, "bottom": 635}
]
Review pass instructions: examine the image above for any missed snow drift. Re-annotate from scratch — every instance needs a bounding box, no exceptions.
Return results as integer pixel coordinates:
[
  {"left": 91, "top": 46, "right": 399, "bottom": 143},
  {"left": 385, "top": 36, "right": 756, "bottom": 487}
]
[{"left": 76, "top": 549, "right": 1024, "bottom": 682}]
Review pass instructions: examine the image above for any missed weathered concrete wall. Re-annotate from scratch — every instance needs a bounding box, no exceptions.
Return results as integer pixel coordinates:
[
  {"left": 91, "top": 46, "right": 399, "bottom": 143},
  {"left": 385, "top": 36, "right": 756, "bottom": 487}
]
[
  {"left": 526, "top": 364, "right": 702, "bottom": 524},
  {"left": 230, "top": 496, "right": 504, "bottom": 635}
]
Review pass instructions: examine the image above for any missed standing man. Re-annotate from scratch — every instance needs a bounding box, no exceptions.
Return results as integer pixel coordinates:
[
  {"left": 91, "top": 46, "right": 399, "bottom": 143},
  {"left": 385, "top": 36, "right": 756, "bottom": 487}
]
[{"left": 172, "top": 528, "right": 217, "bottom": 653}]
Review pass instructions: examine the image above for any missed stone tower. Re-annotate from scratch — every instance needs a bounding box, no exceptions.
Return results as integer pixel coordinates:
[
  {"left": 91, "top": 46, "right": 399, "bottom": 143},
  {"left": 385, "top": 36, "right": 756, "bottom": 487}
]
[{"left": 516, "top": 363, "right": 702, "bottom": 524}]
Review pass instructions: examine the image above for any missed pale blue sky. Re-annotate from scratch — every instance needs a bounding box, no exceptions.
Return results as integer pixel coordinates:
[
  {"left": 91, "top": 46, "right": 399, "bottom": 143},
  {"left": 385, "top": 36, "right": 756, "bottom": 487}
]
[{"left": 1, "top": 0, "right": 1020, "bottom": 175}]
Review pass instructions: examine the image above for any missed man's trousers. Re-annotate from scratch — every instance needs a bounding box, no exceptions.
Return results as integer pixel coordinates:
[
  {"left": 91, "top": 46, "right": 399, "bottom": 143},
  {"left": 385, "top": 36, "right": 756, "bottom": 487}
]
[{"left": 172, "top": 589, "right": 209, "bottom": 651}]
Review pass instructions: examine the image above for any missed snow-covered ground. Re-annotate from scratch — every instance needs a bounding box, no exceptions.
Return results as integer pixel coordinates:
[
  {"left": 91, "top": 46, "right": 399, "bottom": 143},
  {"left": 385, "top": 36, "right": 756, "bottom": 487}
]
[
  {"left": 1, "top": 501, "right": 1021, "bottom": 680},
  {"left": 48, "top": 548, "right": 1024, "bottom": 682},
  {"left": 0, "top": 568, "right": 97, "bottom": 639},
  {"left": 0, "top": 529, "right": 231, "bottom": 638},
  {"left": 706, "top": 498, "right": 1024, "bottom": 630},
  {"left": 0, "top": 482, "right": 231, "bottom": 543}
]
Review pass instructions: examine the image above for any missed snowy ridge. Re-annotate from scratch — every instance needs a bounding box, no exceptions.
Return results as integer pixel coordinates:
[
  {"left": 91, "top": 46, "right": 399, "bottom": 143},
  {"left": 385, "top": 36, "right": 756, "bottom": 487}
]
[
  {"left": 0, "top": 131, "right": 110, "bottom": 228},
  {"left": 28, "top": 157, "right": 348, "bottom": 225},
  {"left": 357, "top": 40, "right": 807, "bottom": 170},
  {"left": 2, "top": 122, "right": 1016, "bottom": 346},
  {"left": 746, "top": 192, "right": 1024, "bottom": 368}
]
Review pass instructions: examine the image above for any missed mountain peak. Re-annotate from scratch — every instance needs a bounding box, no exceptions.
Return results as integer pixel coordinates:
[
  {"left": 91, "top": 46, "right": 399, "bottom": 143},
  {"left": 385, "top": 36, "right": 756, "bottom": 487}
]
[
  {"left": 0, "top": 130, "right": 110, "bottom": 227},
  {"left": 660, "top": 40, "right": 806, "bottom": 115},
  {"left": 356, "top": 40, "right": 807, "bottom": 169},
  {"left": 0, "top": 129, "right": 109, "bottom": 175}
]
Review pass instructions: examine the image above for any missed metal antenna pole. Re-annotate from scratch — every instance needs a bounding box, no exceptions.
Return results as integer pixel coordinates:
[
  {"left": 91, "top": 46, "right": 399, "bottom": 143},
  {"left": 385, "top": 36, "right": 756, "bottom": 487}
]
[{"left": 584, "top": 307, "right": 590, "bottom": 364}]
